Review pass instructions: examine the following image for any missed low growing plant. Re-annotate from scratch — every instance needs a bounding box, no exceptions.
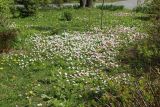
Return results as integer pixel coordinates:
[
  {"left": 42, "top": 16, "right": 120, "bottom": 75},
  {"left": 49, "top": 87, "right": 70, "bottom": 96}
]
[{"left": 60, "top": 11, "right": 73, "bottom": 21}]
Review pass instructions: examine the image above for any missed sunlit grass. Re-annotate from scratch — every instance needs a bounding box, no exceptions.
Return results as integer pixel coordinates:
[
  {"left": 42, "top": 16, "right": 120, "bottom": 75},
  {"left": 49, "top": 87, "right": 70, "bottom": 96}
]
[{"left": 0, "top": 8, "right": 155, "bottom": 107}]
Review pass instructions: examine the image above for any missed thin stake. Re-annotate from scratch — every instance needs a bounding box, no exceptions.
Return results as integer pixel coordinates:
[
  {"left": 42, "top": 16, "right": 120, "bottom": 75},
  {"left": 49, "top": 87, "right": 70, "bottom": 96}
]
[{"left": 101, "top": 0, "right": 105, "bottom": 29}]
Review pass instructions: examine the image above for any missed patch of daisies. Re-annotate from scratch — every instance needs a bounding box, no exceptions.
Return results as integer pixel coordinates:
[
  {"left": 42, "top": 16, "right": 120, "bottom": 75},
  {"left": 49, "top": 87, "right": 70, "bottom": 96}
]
[
  {"left": 27, "top": 25, "right": 146, "bottom": 70},
  {"left": 0, "top": 25, "right": 149, "bottom": 106},
  {"left": 1, "top": 25, "right": 147, "bottom": 74}
]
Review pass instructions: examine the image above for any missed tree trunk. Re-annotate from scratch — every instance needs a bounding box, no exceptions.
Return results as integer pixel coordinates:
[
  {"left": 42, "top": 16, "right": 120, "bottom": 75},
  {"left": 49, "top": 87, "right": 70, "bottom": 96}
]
[
  {"left": 80, "top": 0, "right": 86, "bottom": 8},
  {"left": 80, "top": 0, "right": 93, "bottom": 8},
  {"left": 86, "top": 0, "right": 93, "bottom": 7}
]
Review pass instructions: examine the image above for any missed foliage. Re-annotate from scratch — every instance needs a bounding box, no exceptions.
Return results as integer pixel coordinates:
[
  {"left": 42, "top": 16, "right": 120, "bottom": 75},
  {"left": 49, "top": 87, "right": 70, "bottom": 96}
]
[
  {"left": 17, "top": 0, "right": 38, "bottom": 17},
  {"left": 38, "top": 0, "right": 52, "bottom": 6},
  {"left": 10, "top": 3, "right": 19, "bottom": 18},
  {"left": 119, "top": 0, "right": 160, "bottom": 74},
  {"left": 133, "top": 0, "right": 152, "bottom": 13},
  {"left": 0, "top": 0, "right": 11, "bottom": 16},
  {"left": 60, "top": 11, "right": 73, "bottom": 21},
  {"left": 97, "top": 4, "right": 124, "bottom": 11},
  {"left": 0, "top": 0, "right": 18, "bottom": 53},
  {"left": 0, "top": 0, "right": 12, "bottom": 30}
]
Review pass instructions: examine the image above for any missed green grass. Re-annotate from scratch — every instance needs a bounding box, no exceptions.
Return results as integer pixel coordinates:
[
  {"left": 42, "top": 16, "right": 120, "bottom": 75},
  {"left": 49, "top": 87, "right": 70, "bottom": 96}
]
[
  {"left": 1, "top": 8, "right": 158, "bottom": 107},
  {"left": 12, "top": 8, "right": 147, "bottom": 32},
  {"left": 12, "top": 8, "right": 148, "bottom": 50},
  {"left": 10, "top": 8, "right": 148, "bottom": 50}
]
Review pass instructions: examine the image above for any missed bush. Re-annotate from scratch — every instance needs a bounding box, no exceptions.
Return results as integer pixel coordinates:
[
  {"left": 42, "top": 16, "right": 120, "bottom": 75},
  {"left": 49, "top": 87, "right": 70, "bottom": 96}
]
[
  {"left": 118, "top": 0, "right": 160, "bottom": 75},
  {"left": 0, "top": 0, "right": 12, "bottom": 33},
  {"left": 133, "top": 1, "right": 151, "bottom": 13},
  {"left": 0, "top": 0, "right": 18, "bottom": 53},
  {"left": 97, "top": 4, "right": 124, "bottom": 11},
  {"left": 0, "top": 0, "right": 11, "bottom": 18},
  {"left": 18, "top": 0, "right": 38, "bottom": 17}
]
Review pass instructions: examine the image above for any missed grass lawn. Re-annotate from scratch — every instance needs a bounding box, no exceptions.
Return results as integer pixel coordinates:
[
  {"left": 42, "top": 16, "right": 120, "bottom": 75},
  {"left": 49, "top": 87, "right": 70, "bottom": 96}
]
[{"left": 0, "top": 8, "right": 154, "bottom": 107}]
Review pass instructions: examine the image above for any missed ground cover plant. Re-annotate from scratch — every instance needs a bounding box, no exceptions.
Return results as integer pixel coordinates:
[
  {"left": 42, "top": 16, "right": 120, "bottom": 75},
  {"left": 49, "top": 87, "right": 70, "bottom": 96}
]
[{"left": 0, "top": 0, "right": 160, "bottom": 107}]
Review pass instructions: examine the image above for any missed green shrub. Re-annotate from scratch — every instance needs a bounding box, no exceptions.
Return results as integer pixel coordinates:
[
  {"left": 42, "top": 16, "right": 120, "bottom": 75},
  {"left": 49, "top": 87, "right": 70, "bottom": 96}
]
[
  {"left": 18, "top": 0, "right": 38, "bottom": 17},
  {"left": 133, "top": 1, "right": 151, "bottom": 14},
  {"left": 97, "top": 4, "right": 124, "bottom": 11},
  {"left": 118, "top": 0, "right": 160, "bottom": 75},
  {"left": 133, "top": 5, "right": 149, "bottom": 13},
  {"left": 0, "top": 0, "right": 12, "bottom": 32},
  {"left": 139, "top": 0, "right": 160, "bottom": 71},
  {"left": 0, "top": 0, "right": 12, "bottom": 19},
  {"left": 0, "top": 0, "right": 18, "bottom": 53}
]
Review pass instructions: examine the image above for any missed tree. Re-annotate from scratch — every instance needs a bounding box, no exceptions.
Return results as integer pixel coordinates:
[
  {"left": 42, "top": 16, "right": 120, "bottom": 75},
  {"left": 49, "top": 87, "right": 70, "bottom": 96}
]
[
  {"left": 17, "top": 0, "right": 38, "bottom": 17},
  {"left": 80, "top": 0, "right": 93, "bottom": 8}
]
